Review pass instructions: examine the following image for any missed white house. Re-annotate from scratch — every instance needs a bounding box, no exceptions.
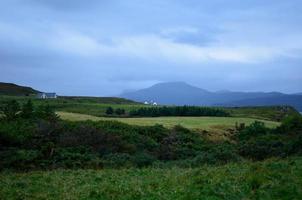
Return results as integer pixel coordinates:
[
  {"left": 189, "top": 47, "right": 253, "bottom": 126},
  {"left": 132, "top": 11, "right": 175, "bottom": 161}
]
[{"left": 37, "top": 93, "right": 57, "bottom": 99}]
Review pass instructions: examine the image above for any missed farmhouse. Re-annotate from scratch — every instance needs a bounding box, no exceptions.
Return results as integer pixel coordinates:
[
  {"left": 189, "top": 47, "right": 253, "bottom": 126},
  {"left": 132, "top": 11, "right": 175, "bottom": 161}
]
[{"left": 37, "top": 92, "right": 57, "bottom": 99}]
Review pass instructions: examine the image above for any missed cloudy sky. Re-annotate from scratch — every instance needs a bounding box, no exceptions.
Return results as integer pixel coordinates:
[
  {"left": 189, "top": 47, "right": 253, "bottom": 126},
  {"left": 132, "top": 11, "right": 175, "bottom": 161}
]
[{"left": 1, "top": 0, "right": 302, "bottom": 96}]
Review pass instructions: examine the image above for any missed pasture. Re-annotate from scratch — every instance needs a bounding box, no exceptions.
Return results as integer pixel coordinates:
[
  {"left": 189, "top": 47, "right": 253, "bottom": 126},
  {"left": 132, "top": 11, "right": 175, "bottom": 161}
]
[{"left": 57, "top": 111, "right": 280, "bottom": 131}]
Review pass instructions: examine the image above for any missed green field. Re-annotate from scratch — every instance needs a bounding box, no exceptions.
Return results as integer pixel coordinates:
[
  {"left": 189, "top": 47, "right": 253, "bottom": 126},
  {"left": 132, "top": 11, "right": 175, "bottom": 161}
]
[
  {"left": 58, "top": 111, "right": 280, "bottom": 131},
  {"left": 1, "top": 157, "right": 302, "bottom": 200},
  {"left": 0, "top": 95, "right": 299, "bottom": 121}
]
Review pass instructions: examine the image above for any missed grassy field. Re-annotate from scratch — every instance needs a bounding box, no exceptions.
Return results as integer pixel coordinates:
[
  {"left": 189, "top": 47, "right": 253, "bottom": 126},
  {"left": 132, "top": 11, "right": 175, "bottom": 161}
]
[
  {"left": 1, "top": 95, "right": 299, "bottom": 121},
  {"left": 58, "top": 111, "right": 280, "bottom": 131},
  {"left": 1, "top": 157, "right": 302, "bottom": 200}
]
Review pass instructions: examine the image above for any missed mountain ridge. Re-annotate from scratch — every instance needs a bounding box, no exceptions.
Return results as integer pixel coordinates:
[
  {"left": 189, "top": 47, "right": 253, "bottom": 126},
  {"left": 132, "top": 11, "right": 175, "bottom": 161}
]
[{"left": 120, "top": 82, "right": 302, "bottom": 111}]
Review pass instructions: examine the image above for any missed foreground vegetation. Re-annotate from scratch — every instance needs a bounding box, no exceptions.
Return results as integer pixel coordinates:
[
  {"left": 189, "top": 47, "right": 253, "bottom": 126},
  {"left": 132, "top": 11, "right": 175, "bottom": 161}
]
[
  {"left": 1, "top": 100, "right": 302, "bottom": 171},
  {"left": 1, "top": 157, "right": 302, "bottom": 199},
  {"left": 0, "top": 98, "right": 301, "bottom": 199}
]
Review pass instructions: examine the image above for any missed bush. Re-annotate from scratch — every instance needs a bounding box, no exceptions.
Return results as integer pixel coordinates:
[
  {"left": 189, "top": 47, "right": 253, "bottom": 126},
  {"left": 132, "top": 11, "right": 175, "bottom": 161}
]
[
  {"left": 191, "top": 143, "right": 241, "bottom": 166},
  {"left": 115, "top": 108, "right": 125, "bottom": 115},
  {"left": 158, "top": 125, "right": 206, "bottom": 160},
  {"left": 1, "top": 100, "right": 20, "bottom": 120},
  {"left": 52, "top": 147, "right": 101, "bottom": 169},
  {"left": 0, "top": 119, "right": 36, "bottom": 147},
  {"left": 0, "top": 149, "right": 41, "bottom": 170},
  {"left": 239, "top": 134, "right": 285, "bottom": 160},
  {"left": 276, "top": 114, "right": 302, "bottom": 134},
  {"left": 105, "top": 107, "right": 114, "bottom": 115},
  {"left": 237, "top": 121, "right": 270, "bottom": 140},
  {"left": 102, "top": 153, "right": 133, "bottom": 168},
  {"left": 132, "top": 152, "right": 156, "bottom": 167}
]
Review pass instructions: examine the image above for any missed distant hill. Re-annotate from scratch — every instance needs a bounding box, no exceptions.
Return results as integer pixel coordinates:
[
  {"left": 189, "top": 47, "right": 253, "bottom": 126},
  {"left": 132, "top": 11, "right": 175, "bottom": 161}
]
[
  {"left": 60, "top": 96, "right": 140, "bottom": 104},
  {"left": 0, "top": 82, "right": 40, "bottom": 96},
  {"left": 120, "top": 82, "right": 302, "bottom": 111}
]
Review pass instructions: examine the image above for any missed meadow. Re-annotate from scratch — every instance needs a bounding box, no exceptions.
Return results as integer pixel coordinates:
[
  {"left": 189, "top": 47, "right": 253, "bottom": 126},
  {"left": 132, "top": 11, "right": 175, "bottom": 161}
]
[
  {"left": 0, "top": 95, "right": 298, "bottom": 121},
  {"left": 58, "top": 111, "right": 280, "bottom": 131},
  {"left": 1, "top": 157, "right": 302, "bottom": 200}
]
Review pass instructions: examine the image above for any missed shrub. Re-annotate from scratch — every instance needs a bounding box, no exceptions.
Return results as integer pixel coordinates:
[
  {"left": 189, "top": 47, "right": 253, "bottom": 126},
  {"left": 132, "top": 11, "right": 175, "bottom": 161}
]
[
  {"left": 0, "top": 119, "right": 36, "bottom": 147},
  {"left": 237, "top": 121, "right": 270, "bottom": 140},
  {"left": 158, "top": 125, "right": 205, "bottom": 160},
  {"left": 1, "top": 100, "right": 20, "bottom": 121},
  {"left": 239, "top": 134, "right": 285, "bottom": 160},
  {"left": 20, "top": 100, "right": 34, "bottom": 119},
  {"left": 52, "top": 147, "right": 101, "bottom": 169},
  {"left": 115, "top": 108, "right": 125, "bottom": 115},
  {"left": 132, "top": 152, "right": 156, "bottom": 167},
  {"left": 0, "top": 149, "right": 41, "bottom": 170},
  {"left": 102, "top": 153, "right": 133, "bottom": 168},
  {"left": 105, "top": 107, "right": 114, "bottom": 115},
  {"left": 276, "top": 114, "right": 302, "bottom": 134},
  {"left": 191, "top": 143, "right": 241, "bottom": 166}
]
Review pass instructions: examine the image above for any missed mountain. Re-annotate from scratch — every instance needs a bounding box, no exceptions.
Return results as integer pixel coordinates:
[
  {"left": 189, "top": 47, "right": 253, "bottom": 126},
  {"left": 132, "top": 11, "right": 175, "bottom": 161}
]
[
  {"left": 120, "top": 82, "right": 302, "bottom": 111},
  {"left": 121, "top": 82, "right": 214, "bottom": 105},
  {"left": 218, "top": 94, "right": 302, "bottom": 111},
  {"left": 0, "top": 82, "right": 40, "bottom": 96}
]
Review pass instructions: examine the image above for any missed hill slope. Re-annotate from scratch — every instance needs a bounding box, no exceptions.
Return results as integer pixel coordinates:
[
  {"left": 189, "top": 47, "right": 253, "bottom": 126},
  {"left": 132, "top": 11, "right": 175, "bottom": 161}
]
[
  {"left": 120, "top": 82, "right": 302, "bottom": 111},
  {"left": 0, "top": 82, "right": 40, "bottom": 96}
]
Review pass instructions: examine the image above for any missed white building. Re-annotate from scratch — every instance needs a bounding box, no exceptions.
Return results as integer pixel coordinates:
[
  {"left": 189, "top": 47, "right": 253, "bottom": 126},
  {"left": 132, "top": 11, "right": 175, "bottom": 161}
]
[{"left": 37, "top": 93, "right": 57, "bottom": 99}]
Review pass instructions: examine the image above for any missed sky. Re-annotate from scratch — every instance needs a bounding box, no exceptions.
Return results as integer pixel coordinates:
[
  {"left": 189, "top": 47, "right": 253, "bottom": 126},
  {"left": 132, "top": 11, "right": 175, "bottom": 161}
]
[{"left": 0, "top": 0, "right": 302, "bottom": 96}]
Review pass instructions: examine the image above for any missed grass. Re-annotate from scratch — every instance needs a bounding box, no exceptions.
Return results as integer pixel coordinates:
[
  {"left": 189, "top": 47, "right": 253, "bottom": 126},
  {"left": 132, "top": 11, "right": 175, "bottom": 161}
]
[
  {"left": 1, "top": 95, "right": 299, "bottom": 121},
  {"left": 1, "top": 157, "right": 302, "bottom": 200},
  {"left": 57, "top": 111, "right": 280, "bottom": 132}
]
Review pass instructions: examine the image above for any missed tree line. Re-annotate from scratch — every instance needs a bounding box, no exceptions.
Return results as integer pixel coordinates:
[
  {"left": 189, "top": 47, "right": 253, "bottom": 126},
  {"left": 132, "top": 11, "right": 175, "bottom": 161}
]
[{"left": 128, "top": 106, "right": 230, "bottom": 117}]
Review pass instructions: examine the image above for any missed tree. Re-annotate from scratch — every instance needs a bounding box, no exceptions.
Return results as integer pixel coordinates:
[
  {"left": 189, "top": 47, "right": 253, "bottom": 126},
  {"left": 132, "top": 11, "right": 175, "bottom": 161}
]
[
  {"left": 36, "top": 104, "right": 59, "bottom": 122},
  {"left": 115, "top": 108, "right": 125, "bottom": 115},
  {"left": 21, "top": 100, "right": 34, "bottom": 118},
  {"left": 1, "top": 100, "right": 20, "bottom": 120},
  {"left": 106, "top": 107, "right": 114, "bottom": 115}
]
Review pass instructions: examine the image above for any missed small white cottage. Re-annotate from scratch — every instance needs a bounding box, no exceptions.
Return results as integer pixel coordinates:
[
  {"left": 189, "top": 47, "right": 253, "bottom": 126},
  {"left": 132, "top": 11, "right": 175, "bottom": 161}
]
[{"left": 37, "top": 93, "right": 57, "bottom": 99}]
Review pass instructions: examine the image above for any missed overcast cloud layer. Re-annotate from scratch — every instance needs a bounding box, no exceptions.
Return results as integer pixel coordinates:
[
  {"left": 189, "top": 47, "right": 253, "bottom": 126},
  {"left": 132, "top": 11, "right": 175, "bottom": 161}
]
[{"left": 0, "top": 0, "right": 302, "bottom": 96}]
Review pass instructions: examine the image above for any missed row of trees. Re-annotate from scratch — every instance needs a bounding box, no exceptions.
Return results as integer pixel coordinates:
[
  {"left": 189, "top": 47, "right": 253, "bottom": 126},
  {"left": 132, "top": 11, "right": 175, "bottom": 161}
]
[
  {"left": 129, "top": 106, "right": 230, "bottom": 117},
  {"left": 105, "top": 107, "right": 126, "bottom": 116},
  {"left": 0, "top": 100, "right": 58, "bottom": 121}
]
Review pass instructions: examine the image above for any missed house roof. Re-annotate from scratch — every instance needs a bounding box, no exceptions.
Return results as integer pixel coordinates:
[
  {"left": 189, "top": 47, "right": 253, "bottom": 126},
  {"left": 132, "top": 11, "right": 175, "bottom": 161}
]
[{"left": 37, "top": 92, "right": 57, "bottom": 98}]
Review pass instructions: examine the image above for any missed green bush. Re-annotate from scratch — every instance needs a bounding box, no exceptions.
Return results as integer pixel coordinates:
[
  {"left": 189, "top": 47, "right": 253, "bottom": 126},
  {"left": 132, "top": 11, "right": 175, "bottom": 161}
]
[
  {"left": 237, "top": 121, "right": 270, "bottom": 140},
  {"left": 0, "top": 119, "right": 36, "bottom": 147},
  {"left": 239, "top": 134, "right": 285, "bottom": 160},
  {"left": 0, "top": 149, "right": 41, "bottom": 170},
  {"left": 191, "top": 143, "right": 241, "bottom": 166}
]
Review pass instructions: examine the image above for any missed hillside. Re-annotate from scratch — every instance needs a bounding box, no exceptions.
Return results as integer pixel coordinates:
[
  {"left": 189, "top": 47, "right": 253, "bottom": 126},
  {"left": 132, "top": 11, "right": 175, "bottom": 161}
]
[
  {"left": 121, "top": 82, "right": 302, "bottom": 111},
  {"left": 0, "top": 82, "right": 40, "bottom": 96}
]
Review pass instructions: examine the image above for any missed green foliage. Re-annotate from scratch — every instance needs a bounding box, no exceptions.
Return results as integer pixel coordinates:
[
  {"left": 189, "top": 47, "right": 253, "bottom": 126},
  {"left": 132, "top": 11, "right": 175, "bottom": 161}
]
[
  {"left": 129, "top": 106, "right": 230, "bottom": 117},
  {"left": 0, "top": 119, "right": 36, "bottom": 146},
  {"left": 20, "top": 100, "right": 34, "bottom": 118},
  {"left": 237, "top": 121, "right": 270, "bottom": 140},
  {"left": 114, "top": 108, "right": 125, "bottom": 115},
  {"left": 35, "top": 104, "right": 59, "bottom": 122},
  {"left": 276, "top": 114, "right": 302, "bottom": 134},
  {"left": 1, "top": 158, "right": 302, "bottom": 199},
  {"left": 191, "top": 143, "right": 241, "bottom": 166},
  {"left": 0, "top": 149, "right": 40, "bottom": 170},
  {"left": 105, "top": 106, "right": 114, "bottom": 115},
  {"left": 239, "top": 134, "right": 285, "bottom": 160},
  {"left": 1, "top": 100, "right": 20, "bottom": 120}
]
